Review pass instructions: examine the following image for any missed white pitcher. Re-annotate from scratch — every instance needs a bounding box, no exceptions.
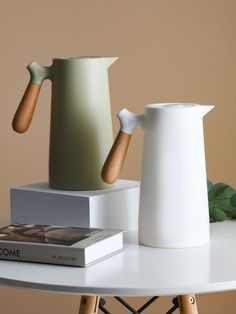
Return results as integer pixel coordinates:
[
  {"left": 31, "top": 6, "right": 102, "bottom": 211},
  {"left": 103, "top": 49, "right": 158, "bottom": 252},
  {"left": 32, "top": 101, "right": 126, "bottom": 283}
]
[{"left": 102, "top": 103, "right": 214, "bottom": 248}]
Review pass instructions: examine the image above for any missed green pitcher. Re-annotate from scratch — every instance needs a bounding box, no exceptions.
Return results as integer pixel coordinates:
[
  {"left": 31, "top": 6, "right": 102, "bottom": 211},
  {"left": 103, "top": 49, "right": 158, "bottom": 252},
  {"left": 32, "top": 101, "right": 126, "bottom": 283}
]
[{"left": 12, "top": 56, "right": 118, "bottom": 190}]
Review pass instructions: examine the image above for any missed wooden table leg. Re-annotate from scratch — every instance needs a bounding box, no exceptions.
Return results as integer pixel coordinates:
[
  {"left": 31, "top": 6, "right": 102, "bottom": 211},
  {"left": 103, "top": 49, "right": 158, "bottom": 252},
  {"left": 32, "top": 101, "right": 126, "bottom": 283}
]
[
  {"left": 79, "top": 295, "right": 100, "bottom": 314},
  {"left": 178, "top": 295, "right": 198, "bottom": 314}
]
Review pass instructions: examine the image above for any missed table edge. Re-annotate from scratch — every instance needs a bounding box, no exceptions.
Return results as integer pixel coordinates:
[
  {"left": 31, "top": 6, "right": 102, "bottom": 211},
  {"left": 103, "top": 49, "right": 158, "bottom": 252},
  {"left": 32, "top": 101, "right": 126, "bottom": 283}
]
[{"left": 1, "top": 276, "right": 236, "bottom": 296}]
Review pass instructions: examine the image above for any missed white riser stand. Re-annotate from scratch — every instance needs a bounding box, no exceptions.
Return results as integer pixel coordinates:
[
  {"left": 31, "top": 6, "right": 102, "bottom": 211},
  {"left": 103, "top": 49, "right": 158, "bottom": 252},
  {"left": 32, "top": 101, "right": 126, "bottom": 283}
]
[{"left": 11, "top": 180, "right": 140, "bottom": 231}]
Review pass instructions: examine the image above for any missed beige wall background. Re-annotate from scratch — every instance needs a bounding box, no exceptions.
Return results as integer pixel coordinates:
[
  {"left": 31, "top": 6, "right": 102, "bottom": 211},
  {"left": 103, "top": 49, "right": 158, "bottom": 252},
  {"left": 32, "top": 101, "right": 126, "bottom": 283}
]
[{"left": 1, "top": 0, "right": 236, "bottom": 313}]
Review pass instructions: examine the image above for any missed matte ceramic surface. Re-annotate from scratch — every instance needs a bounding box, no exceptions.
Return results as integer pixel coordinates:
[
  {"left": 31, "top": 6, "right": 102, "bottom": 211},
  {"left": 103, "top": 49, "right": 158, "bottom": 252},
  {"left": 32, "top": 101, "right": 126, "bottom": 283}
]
[
  {"left": 0, "top": 221, "right": 235, "bottom": 296},
  {"left": 117, "top": 103, "right": 214, "bottom": 248},
  {"left": 29, "top": 57, "right": 117, "bottom": 190}
]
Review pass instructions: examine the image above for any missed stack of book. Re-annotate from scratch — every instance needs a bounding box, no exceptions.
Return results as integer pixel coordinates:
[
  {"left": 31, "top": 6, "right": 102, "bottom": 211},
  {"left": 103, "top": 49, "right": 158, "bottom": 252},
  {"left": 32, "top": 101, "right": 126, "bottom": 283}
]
[
  {"left": 4, "top": 179, "right": 140, "bottom": 267},
  {"left": 0, "top": 223, "right": 123, "bottom": 267}
]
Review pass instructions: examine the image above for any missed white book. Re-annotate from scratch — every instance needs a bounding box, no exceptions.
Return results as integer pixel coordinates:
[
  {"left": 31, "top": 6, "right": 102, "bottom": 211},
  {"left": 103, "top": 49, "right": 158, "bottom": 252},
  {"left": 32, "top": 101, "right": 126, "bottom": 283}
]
[{"left": 0, "top": 224, "right": 123, "bottom": 267}]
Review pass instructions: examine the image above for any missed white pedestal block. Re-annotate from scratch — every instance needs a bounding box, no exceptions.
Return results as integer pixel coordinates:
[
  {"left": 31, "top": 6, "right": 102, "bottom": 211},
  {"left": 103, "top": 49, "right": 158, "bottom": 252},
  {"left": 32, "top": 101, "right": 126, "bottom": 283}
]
[{"left": 11, "top": 180, "right": 140, "bottom": 231}]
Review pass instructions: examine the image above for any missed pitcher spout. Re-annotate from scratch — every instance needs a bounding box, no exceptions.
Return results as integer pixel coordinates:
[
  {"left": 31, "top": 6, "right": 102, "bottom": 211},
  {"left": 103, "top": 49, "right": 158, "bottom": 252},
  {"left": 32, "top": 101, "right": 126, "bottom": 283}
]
[
  {"left": 199, "top": 105, "right": 215, "bottom": 117},
  {"left": 105, "top": 57, "right": 118, "bottom": 67}
]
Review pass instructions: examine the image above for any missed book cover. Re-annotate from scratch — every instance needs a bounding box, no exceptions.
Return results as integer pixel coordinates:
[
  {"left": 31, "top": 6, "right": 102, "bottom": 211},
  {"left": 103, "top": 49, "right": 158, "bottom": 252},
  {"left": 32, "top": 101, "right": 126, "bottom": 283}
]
[{"left": 0, "top": 224, "right": 123, "bottom": 267}]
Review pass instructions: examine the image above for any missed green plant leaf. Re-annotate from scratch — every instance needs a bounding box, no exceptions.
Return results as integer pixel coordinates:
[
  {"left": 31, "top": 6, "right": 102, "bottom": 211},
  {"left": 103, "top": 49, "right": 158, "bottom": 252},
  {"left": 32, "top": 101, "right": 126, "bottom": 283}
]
[
  {"left": 211, "top": 208, "right": 228, "bottom": 222},
  {"left": 208, "top": 183, "right": 236, "bottom": 201},
  {"left": 207, "top": 180, "right": 236, "bottom": 222},
  {"left": 207, "top": 180, "right": 213, "bottom": 191},
  {"left": 223, "top": 210, "right": 236, "bottom": 218},
  {"left": 230, "top": 193, "right": 236, "bottom": 207},
  {"left": 208, "top": 183, "right": 228, "bottom": 201},
  {"left": 210, "top": 217, "right": 216, "bottom": 223},
  {"left": 220, "top": 185, "right": 236, "bottom": 198},
  {"left": 210, "top": 198, "right": 236, "bottom": 210},
  {"left": 209, "top": 204, "right": 214, "bottom": 216}
]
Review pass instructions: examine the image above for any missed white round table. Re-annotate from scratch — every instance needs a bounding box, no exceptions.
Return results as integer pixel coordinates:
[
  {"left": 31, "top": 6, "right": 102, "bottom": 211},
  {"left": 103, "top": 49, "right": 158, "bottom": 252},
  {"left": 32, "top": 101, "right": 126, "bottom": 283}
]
[{"left": 0, "top": 221, "right": 235, "bottom": 313}]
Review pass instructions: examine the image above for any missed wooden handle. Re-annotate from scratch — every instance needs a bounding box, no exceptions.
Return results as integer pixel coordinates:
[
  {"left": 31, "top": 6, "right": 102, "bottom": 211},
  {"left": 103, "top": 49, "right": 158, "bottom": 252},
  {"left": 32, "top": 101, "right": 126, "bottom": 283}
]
[
  {"left": 102, "top": 131, "right": 132, "bottom": 184},
  {"left": 12, "top": 81, "right": 41, "bottom": 133},
  {"left": 178, "top": 295, "right": 198, "bottom": 314},
  {"left": 79, "top": 296, "right": 100, "bottom": 314}
]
